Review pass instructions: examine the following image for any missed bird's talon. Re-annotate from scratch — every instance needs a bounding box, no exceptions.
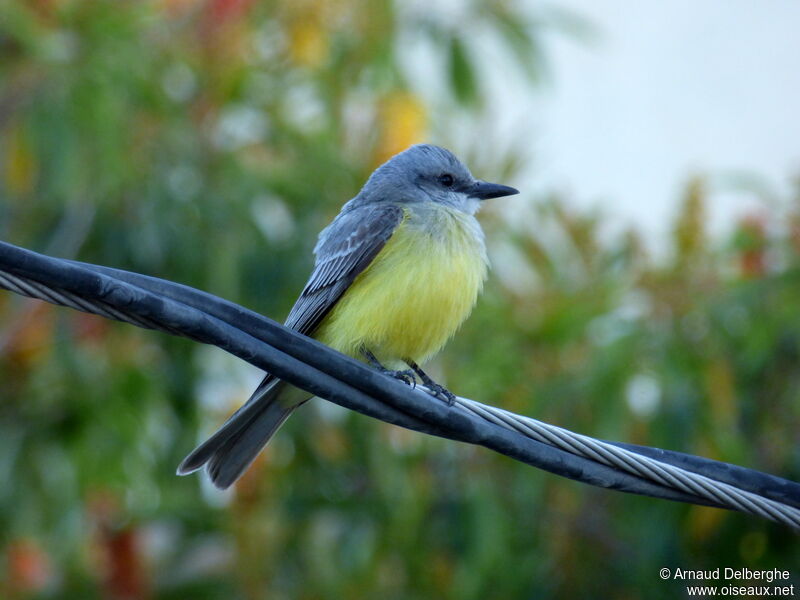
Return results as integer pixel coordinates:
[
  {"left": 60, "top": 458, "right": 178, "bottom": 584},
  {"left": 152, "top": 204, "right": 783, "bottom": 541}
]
[
  {"left": 427, "top": 383, "right": 456, "bottom": 405},
  {"left": 386, "top": 368, "right": 417, "bottom": 388}
]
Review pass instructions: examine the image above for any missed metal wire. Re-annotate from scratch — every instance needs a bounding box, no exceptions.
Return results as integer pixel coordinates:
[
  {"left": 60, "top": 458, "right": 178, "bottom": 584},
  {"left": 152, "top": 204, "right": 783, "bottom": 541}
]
[
  {"left": 452, "top": 394, "right": 800, "bottom": 529},
  {"left": 0, "top": 272, "right": 200, "bottom": 340},
  {"left": 1, "top": 256, "right": 799, "bottom": 531}
]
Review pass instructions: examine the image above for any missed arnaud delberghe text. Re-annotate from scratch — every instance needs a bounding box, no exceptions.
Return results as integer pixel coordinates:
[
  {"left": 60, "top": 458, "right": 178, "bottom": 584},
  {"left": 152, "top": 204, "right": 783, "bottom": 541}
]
[{"left": 672, "top": 568, "right": 790, "bottom": 583}]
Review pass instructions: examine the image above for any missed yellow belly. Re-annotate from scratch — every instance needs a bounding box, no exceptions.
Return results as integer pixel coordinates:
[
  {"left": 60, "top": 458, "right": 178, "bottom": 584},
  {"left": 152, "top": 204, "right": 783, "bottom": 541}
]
[{"left": 314, "top": 208, "right": 488, "bottom": 366}]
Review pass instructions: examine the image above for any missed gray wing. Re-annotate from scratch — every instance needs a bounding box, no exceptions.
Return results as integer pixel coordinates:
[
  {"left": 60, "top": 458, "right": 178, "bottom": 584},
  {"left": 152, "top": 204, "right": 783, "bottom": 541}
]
[
  {"left": 176, "top": 204, "right": 405, "bottom": 483},
  {"left": 284, "top": 203, "right": 405, "bottom": 336},
  {"left": 242, "top": 203, "right": 404, "bottom": 401}
]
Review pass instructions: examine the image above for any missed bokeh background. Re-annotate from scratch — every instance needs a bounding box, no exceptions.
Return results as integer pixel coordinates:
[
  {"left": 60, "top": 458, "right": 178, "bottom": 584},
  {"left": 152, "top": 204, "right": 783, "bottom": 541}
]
[{"left": 1, "top": 1, "right": 799, "bottom": 598}]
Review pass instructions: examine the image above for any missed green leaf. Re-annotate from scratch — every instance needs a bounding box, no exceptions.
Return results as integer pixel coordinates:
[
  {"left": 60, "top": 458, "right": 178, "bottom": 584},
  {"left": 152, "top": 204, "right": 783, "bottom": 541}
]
[
  {"left": 448, "top": 35, "right": 480, "bottom": 106},
  {"left": 490, "top": 10, "right": 547, "bottom": 84}
]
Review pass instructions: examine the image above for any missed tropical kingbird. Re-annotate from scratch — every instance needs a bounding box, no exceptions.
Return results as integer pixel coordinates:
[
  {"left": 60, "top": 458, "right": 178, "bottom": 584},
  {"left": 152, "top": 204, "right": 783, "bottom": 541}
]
[{"left": 178, "top": 144, "right": 519, "bottom": 488}]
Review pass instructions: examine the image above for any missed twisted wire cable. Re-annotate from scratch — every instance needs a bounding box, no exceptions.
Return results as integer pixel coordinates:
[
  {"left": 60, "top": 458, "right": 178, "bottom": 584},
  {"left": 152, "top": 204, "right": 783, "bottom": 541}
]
[
  {"left": 0, "top": 271, "right": 198, "bottom": 339},
  {"left": 453, "top": 395, "right": 800, "bottom": 528}
]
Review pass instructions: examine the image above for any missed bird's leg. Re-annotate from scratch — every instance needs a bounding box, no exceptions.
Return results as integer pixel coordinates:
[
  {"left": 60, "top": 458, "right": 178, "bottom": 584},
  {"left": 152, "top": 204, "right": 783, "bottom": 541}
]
[
  {"left": 361, "top": 348, "right": 417, "bottom": 388},
  {"left": 406, "top": 360, "right": 456, "bottom": 406}
]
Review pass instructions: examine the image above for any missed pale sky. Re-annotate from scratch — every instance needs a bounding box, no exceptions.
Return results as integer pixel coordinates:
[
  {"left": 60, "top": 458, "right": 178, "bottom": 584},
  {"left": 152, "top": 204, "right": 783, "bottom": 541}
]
[{"left": 522, "top": 0, "right": 800, "bottom": 241}]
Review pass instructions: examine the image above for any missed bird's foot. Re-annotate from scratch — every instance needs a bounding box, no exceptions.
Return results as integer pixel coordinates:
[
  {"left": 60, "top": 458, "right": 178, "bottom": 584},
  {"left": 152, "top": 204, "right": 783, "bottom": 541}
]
[
  {"left": 382, "top": 367, "right": 417, "bottom": 388},
  {"left": 362, "top": 348, "right": 417, "bottom": 389},
  {"left": 406, "top": 360, "right": 456, "bottom": 406},
  {"left": 423, "top": 381, "right": 456, "bottom": 405}
]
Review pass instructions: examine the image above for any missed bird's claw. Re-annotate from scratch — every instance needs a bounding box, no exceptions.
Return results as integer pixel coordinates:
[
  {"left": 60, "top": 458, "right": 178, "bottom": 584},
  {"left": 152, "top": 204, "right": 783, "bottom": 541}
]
[
  {"left": 426, "top": 382, "right": 456, "bottom": 406},
  {"left": 386, "top": 368, "right": 417, "bottom": 388}
]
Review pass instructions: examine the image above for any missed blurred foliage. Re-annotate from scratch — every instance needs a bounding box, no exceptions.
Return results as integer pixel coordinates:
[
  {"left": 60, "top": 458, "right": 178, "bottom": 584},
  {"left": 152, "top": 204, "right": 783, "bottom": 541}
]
[{"left": 1, "top": 1, "right": 799, "bottom": 598}]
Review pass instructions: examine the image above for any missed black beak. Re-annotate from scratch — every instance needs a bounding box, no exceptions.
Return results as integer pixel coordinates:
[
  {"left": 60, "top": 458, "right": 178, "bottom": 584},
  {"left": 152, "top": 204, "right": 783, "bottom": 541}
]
[{"left": 467, "top": 180, "right": 519, "bottom": 200}]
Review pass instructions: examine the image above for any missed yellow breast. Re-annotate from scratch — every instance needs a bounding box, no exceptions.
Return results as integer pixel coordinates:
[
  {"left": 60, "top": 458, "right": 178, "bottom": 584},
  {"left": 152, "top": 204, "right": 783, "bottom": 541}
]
[{"left": 315, "top": 206, "right": 488, "bottom": 366}]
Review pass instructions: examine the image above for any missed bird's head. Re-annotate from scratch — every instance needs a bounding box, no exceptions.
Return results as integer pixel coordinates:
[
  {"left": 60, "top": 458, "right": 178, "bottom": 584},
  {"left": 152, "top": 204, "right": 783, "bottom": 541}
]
[{"left": 356, "top": 144, "right": 519, "bottom": 214}]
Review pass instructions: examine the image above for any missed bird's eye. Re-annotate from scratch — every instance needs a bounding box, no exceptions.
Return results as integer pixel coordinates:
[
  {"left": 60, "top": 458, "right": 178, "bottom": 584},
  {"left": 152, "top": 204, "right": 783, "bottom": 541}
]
[{"left": 438, "top": 173, "right": 455, "bottom": 187}]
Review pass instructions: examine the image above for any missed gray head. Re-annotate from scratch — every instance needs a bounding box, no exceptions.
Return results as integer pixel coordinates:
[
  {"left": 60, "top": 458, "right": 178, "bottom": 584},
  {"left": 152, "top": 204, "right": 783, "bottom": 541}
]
[{"left": 347, "top": 144, "right": 518, "bottom": 214}]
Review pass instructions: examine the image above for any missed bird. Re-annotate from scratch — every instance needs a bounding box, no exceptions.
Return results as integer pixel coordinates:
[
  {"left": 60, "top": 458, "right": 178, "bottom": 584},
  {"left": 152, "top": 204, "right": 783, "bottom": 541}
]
[{"left": 177, "top": 144, "right": 519, "bottom": 488}]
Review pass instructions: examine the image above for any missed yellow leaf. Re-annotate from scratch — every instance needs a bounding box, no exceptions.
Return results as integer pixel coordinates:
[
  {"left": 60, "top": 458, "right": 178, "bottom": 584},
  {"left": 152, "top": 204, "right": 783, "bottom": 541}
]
[
  {"left": 375, "top": 92, "right": 427, "bottom": 165},
  {"left": 288, "top": 20, "right": 327, "bottom": 67},
  {"left": 5, "top": 125, "right": 37, "bottom": 197},
  {"left": 704, "top": 358, "right": 738, "bottom": 431},
  {"left": 687, "top": 504, "right": 727, "bottom": 542}
]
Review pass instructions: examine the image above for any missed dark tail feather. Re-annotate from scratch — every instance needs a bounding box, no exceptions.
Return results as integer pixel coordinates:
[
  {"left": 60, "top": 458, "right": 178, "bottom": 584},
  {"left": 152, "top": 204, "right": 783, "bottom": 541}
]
[{"left": 177, "top": 378, "right": 303, "bottom": 489}]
